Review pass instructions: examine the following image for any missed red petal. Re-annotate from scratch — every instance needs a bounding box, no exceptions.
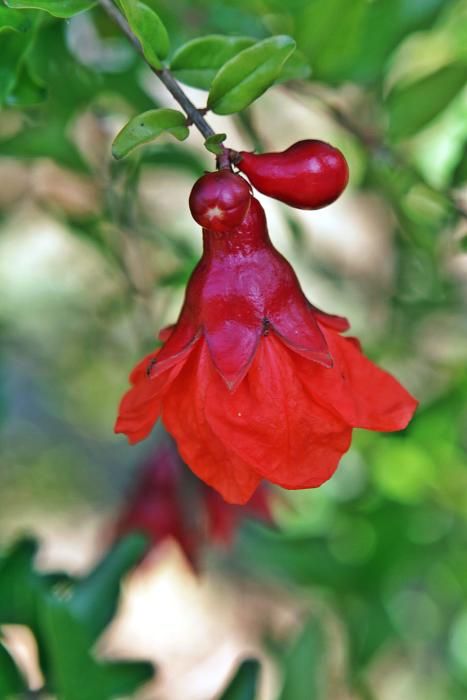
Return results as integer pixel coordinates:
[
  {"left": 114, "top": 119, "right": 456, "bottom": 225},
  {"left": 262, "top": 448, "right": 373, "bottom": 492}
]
[
  {"left": 205, "top": 335, "right": 352, "bottom": 489},
  {"left": 302, "top": 327, "right": 418, "bottom": 431},
  {"left": 115, "top": 360, "right": 186, "bottom": 444},
  {"left": 115, "top": 386, "right": 162, "bottom": 444},
  {"left": 203, "top": 296, "right": 261, "bottom": 389},
  {"left": 270, "top": 297, "right": 332, "bottom": 367},
  {"left": 150, "top": 315, "right": 200, "bottom": 375},
  {"left": 309, "top": 304, "right": 350, "bottom": 332},
  {"left": 162, "top": 340, "right": 262, "bottom": 504},
  {"left": 203, "top": 488, "right": 239, "bottom": 545},
  {"left": 158, "top": 325, "right": 175, "bottom": 342},
  {"left": 129, "top": 350, "right": 159, "bottom": 385}
]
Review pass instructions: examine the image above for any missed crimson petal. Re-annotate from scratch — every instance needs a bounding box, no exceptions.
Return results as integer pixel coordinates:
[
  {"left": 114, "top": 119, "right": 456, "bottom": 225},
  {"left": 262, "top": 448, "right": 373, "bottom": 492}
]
[
  {"left": 309, "top": 304, "right": 350, "bottom": 332},
  {"left": 205, "top": 335, "right": 352, "bottom": 489},
  {"left": 115, "top": 361, "right": 186, "bottom": 444},
  {"left": 203, "top": 294, "right": 262, "bottom": 389},
  {"left": 163, "top": 340, "right": 262, "bottom": 504},
  {"left": 302, "top": 328, "right": 418, "bottom": 431},
  {"left": 270, "top": 297, "right": 332, "bottom": 367},
  {"left": 149, "top": 314, "right": 200, "bottom": 376}
]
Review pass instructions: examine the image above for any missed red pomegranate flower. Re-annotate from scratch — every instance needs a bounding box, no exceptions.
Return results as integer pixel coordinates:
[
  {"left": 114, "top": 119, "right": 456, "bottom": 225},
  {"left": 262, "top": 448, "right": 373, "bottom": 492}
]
[
  {"left": 115, "top": 442, "right": 200, "bottom": 565},
  {"left": 115, "top": 196, "right": 417, "bottom": 504},
  {"left": 115, "top": 439, "right": 272, "bottom": 566}
]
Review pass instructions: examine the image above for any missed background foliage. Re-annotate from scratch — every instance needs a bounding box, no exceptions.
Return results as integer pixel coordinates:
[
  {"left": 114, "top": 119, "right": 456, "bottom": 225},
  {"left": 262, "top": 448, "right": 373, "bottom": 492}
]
[{"left": 0, "top": 0, "right": 467, "bottom": 698}]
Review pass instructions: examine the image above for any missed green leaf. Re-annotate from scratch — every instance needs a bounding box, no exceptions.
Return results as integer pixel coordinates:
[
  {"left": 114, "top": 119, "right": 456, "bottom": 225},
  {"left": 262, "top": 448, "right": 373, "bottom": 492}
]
[
  {"left": 387, "top": 63, "right": 467, "bottom": 141},
  {"left": 40, "top": 595, "right": 155, "bottom": 700},
  {"left": 70, "top": 533, "right": 148, "bottom": 642},
  {"left": 452, "top": 147, "right": 467, "bottom": 186},
  {"left": 352, "top": 0, "right": 451, "bottom": 84},
  {"left": 208, "top": 35, "right": 296, "bottom": 115},
  {"left": 204, "top": 132, "right": 227, "bottom": 155},
  {"left": 99, "top": 660, "right": 155, "bottom": 697},
  {"left": 112, "top": 108, "right": 189, "bottom": 159},
  {"left": 170, "top": 35, "right": 256, "bottom": 90},
  {"left": 0, "top": 641, "right": 28, "bottom": 696},
  {"left": 219, "top": 659, "right": 260, "bottom": 700},
  {"left": 294, "top": 0, "right": 367, "bottom": 85},
  {"left": 5, "top": 62, "right": 46, "bottom": 106},
  {"left": 139, "top": 143, "right": 206, "bottom": 176},
  {"left": 0, "top": 29, "right": 32, "bottom": 103},
  {"left": 0, "top": 6, "right": 35, "bottom": 32},
  {"left": 277, "top": 49, "right": 311, "bottom": 83},
  {"left": 119, "top": 0, "right": 169, "bottom": 69},
  {"left": 0, "top": 538, "right": 42, "bottom": 625},
  {"left": 0, "top": 8, "right": 41, "bottom": 105},
  {"left": 4, "top": 0, "right": 96, "bottom": 17},
  {"left": 278, "top": 618, "right": 326, "bottom": 700},
  {"left": 294, "top": 0, "right": 448, "bottom": 85},
  {"left": 0, "top": 117, "right": 90, "bottom": 172}
]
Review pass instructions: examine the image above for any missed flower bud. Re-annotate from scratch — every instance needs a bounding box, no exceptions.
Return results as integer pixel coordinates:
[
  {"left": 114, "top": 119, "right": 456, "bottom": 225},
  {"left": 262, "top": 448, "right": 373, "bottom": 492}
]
[
  {"left": 189, "top": 170, "right": 252, "bottom": 232},
  {"left": 237, "top": 139, "right": 349, "bottom": 210}
]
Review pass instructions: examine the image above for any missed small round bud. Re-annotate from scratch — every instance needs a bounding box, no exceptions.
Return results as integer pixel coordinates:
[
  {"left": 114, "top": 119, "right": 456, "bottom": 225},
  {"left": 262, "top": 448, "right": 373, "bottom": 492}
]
[{"left": 189, "top": 170, "right": 252, "bottom": 232}]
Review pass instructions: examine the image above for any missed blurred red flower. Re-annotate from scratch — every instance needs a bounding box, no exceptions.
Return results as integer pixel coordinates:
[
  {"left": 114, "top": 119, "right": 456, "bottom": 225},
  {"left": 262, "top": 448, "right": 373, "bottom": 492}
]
[
  {"left": 116, "top": 440, "right": 272, "bottom": 566},
  {"left": 115, "top": 198, "right": 417, "bottom": 504}
]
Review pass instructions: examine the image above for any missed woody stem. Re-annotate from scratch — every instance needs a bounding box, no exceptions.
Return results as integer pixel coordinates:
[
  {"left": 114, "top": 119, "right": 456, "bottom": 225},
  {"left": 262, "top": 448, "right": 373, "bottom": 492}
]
[{"left": 98, "top": 0, "right": 228, "bottom": 155}]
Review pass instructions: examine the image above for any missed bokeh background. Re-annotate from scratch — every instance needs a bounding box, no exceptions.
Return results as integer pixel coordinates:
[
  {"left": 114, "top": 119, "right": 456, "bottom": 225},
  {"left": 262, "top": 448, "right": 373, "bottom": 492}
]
[{"left": 1, "top": 0, "right": 467, "bottom": 698}]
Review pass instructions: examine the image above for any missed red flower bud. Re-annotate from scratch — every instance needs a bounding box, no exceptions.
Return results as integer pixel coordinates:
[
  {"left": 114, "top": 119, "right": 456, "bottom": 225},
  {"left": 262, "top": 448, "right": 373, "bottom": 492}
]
[
  {"left": 237, "top": 140, "right": 349, "bottom": 209},
  {"left": 115, "top": 443, "right": 201, "bottom": 566},
  {"left": 203, "top": 483, "right": 273, "bottom": 546},
  {"left": 115, "top": 197, "right": 417, "bottom": 504},
  {"left": 114, "top": 439, "right": 273, "bottom": 567},
  {"left": 189, "top": 170, "right": 252, "bottom": 232}
]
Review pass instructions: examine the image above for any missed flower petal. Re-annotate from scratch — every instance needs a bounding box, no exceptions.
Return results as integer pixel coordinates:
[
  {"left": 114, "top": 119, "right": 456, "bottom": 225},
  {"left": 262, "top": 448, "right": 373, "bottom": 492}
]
[
  {"left": 162, "top": 340, "right": 262, "bottom": 504},
  {"left": 129, "top": 350, "right": 159, "bottom": 385},
  {"left": 115, "top": 360, "right": 186, "bottom": 444},
  {"left": 158, "top": 325, "right": 175, "bottom": 342},
  {"left": 149, "top": 315, "right": 201, "bottom": 376},
  {"left": 269, "top": 291, "right": 332, "bottom": 367},
  {"left": 205, "top": 335, "right": 352, "bottom": 489},
  {"left": 309, "top": 304, "right": 350, "bottom": 332},
  {"left": 203, "top": 295, "right": 262, "bottom": 389},
  {"left": 303, "top": 328, "right": 418, "bottom": 431}
]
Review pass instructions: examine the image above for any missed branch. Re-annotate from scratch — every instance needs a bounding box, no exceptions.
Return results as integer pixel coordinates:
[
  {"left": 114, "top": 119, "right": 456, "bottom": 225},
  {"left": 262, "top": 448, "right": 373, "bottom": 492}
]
[{"left": 98, "top": 0, "right": 221, "bottom": 145}]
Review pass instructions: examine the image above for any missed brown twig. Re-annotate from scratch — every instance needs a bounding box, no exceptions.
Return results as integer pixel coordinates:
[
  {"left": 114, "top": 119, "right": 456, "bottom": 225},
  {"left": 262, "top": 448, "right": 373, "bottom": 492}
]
[{"left": 98, "top": 0, "right": 219, "bottom": 143}]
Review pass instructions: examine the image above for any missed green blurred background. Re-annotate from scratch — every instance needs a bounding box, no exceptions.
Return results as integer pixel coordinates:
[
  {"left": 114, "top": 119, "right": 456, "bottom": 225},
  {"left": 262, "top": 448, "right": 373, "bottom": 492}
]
[{"left": 1, "top": 0, "right": 467, "bottom": 698}]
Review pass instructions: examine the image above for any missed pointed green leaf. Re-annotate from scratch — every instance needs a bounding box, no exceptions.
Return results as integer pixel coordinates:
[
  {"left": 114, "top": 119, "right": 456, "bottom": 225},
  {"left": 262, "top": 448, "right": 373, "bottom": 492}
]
[
  {"left": 112, "top": 108, "right": 189, "bottom": 159},
  {"left": 278, "top": 617, "right": 326, "bottom": 700},
  {"left": 204, "top": 132, "right": 227, "bottom": 155},
  {"left": 119, "top": 0, "right": 169, "bottom": 69},
  {"left": 0, "top": 538, "right": 42, "bottom": 625},
  {"left": 40, "top": 595, "right": 155, "bottom": 700},
  {"left": 387, "top": 62, "right": 467, "bottom": 141},
  {"left": 208, "top": 35, "right": 296, "bottom": 115},
  {"left": 170, "top": 35, "right": 256, "bottom": 90},
  {"left": 0, "top": 642, "right": 28, "bottom": 696},
  {"left": 4, "top": 0, "right": 96, "bottom": 17},
  {"left": 70, "top": 533, "right": 148, "bottom": 641},
  {"left": 219, "top": 659, "right": 260, "bottom": 700}
]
